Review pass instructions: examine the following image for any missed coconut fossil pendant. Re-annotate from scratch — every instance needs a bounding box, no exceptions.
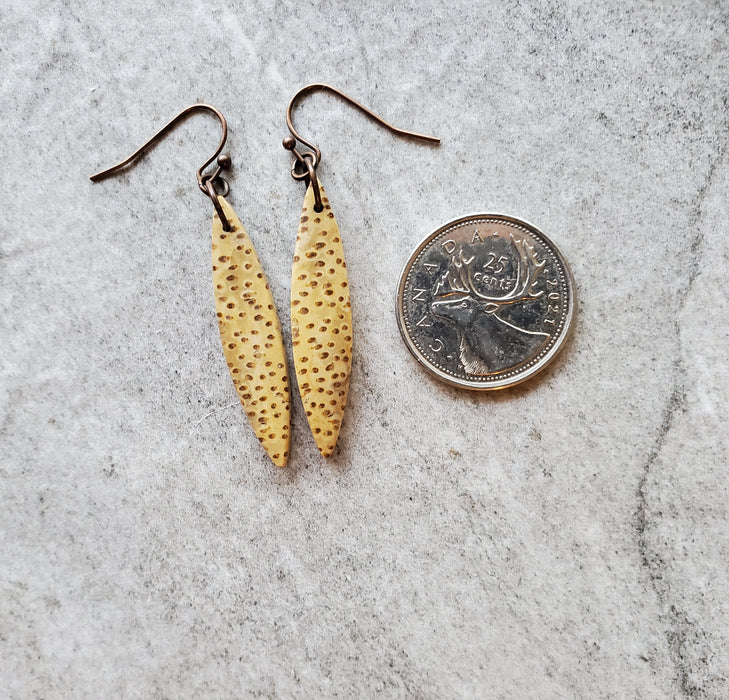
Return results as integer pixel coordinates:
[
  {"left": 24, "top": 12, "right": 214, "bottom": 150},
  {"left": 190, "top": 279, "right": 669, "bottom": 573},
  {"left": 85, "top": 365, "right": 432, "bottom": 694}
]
[
  {"left": 290, "top": 180, "right": 352, "bottom": 457},
  {"left": 212, "top": 196, "right": 291, "bottom": 466}
]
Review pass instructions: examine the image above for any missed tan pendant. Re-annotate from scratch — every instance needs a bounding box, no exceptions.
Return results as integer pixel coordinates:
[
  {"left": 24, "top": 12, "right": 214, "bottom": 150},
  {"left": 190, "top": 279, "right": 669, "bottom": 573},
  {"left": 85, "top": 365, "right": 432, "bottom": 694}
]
[
  {"left": 212, "top": 196, "right": 290, "bottom": 467},
  {"left": 291, "top": 180, "right": 352, "bottom": 457}
]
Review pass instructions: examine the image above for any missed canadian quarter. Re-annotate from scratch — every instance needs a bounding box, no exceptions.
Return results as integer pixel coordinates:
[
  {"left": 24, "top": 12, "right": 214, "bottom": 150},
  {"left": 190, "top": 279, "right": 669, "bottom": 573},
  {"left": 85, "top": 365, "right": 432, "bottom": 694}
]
[{"left": 396, "top": 214, "right": 575, "bottom": 390}]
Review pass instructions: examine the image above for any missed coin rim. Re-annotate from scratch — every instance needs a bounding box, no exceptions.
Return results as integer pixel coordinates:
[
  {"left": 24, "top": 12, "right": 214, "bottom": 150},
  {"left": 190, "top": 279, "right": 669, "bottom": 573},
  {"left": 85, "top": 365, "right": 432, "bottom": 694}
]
[{"left": 396, "top": 213, "right": 576, "bottom": 390}]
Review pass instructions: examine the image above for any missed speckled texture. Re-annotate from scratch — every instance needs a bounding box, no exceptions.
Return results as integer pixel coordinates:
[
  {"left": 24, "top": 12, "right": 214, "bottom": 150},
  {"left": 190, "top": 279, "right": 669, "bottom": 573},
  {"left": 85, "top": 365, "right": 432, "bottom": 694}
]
[
  {"left": 291, "top": 180, "right": 351, "bottom": 457},
  {"left": 2, "top": 1, "right": 729, "bottom": 697},
  {"left": 212, "top": 196, "right": 290, "bottom": 467}
]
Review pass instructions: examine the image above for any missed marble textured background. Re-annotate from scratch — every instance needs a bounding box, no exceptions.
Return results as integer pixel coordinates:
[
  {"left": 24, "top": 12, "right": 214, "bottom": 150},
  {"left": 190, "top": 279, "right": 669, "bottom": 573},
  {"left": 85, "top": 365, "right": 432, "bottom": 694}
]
[{"left": 2, "top": 1, "right": 728, "bottom": 697}]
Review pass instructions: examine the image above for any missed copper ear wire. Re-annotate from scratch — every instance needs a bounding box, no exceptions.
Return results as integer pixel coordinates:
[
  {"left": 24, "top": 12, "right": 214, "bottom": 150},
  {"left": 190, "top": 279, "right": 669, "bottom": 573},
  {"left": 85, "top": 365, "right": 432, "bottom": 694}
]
[
  {"left": 282, "top": 83, "right": 440, "bottom": 211},
  {"left": 90, "top": 104, "right": 234, "bottom": 231}
]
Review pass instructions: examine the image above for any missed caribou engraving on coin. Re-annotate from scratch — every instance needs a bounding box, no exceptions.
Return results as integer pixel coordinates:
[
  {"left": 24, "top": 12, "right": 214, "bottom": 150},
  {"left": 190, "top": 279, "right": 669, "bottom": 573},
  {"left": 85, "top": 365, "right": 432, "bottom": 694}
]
[{"left": 397, "top": 215, "right": 574, "bottom": 390}]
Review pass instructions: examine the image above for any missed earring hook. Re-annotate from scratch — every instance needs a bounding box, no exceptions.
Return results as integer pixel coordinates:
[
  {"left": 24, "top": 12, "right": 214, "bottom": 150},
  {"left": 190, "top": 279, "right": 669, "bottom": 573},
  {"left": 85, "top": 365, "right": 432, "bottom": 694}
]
[
  {"left": 90, "top": 103, "right": 233, "bottom": 231},
  {"left": 282, "top": 83, "right": 440, "bottom": 186}
]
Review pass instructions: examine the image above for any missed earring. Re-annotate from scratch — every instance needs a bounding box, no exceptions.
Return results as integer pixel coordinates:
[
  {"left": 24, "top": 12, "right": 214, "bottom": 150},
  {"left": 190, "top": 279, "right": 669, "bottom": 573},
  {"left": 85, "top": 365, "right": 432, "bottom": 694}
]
[
  {"left": 282, "top": 85, "right": 439, "bottom": 457},
  {"left": 91, "top": 105, "right": 291, "bottom": 467}
]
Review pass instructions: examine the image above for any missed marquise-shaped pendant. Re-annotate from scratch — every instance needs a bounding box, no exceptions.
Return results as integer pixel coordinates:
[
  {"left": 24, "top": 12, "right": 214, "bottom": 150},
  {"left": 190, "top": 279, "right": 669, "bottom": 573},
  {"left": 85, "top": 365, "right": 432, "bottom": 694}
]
[
  {"left": 212, "top": 196, "right": 291, "bottom": 467},
  {"left": 290, "top": 180, "right": 352, "bottom": 457}
]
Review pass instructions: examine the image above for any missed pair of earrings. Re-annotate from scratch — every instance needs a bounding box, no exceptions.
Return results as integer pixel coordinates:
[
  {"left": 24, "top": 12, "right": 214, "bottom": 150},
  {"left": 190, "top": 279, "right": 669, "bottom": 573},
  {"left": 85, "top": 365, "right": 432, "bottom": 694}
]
[{"left": 91, "top": 85, "right": 438, "bottom": 467}]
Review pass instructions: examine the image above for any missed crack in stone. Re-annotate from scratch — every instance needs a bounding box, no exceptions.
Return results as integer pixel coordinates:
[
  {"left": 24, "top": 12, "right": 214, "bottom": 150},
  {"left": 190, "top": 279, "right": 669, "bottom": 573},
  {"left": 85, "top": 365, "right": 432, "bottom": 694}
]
[
  {"left": 636, "top": 140, "right": 727, "bottom": 697},
  {"left": 683, "top": 147, "right": 725, "bottom": 299},
  {"left": 636, "top": 382, "right": 694, "bottom": 692}
]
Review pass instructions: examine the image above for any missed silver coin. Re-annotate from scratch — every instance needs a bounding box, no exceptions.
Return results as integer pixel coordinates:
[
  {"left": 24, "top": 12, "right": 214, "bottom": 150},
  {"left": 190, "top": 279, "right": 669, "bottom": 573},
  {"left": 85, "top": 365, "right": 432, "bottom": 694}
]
[{"left": 396, "top": 214, "right": 575, "bottom": 390}]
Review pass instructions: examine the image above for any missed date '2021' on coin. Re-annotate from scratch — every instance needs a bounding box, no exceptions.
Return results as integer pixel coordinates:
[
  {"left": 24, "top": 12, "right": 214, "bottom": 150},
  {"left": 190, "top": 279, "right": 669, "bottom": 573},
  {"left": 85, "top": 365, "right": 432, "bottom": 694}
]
[{"left": 397, "top": 215, "right": 575, "bottom": 390}]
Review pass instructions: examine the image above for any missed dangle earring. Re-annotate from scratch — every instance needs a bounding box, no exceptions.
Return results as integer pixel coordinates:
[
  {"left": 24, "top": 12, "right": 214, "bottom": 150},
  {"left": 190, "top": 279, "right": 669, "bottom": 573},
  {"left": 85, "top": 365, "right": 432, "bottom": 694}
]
[
  {"left": 91, "top": 105, "right": 291, "bottom": 467},
  {"left": 282, "top": 84, "right": 439, "bottom": 457}
]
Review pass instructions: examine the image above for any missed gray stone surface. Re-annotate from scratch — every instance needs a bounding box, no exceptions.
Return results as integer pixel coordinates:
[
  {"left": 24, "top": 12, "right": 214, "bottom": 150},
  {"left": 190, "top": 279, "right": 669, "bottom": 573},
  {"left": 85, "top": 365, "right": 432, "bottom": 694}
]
[{"left": 2, "top": 1, "right": 728, "bottom": 697}]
